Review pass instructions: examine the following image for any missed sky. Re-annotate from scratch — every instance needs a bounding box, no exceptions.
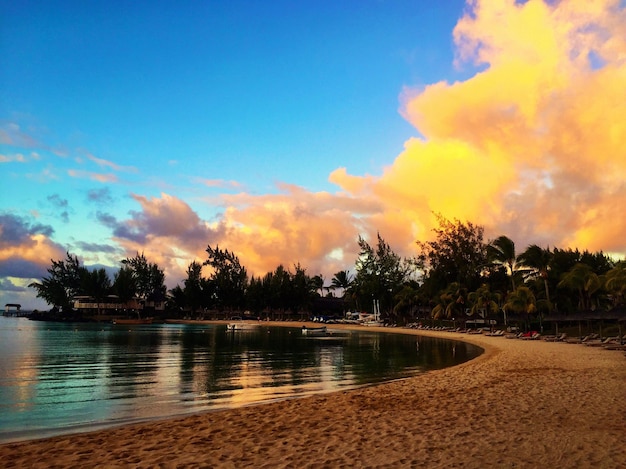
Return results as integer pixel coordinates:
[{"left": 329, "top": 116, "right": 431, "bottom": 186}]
[{"left": 1, "top": 0, "right": 626, "bottom": 310}]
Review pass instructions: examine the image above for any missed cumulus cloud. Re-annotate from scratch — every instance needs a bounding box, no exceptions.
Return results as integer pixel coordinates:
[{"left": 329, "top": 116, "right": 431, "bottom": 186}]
[
  {"left": 0, "top": 213, "right": 54, "bottom": 248},
  {"left": 97, "top": 187, "right": 371, "bottom": 288},
  {"left": 336, "top": 0, "right": 626, "bottom": 257},
  {"left": 95, "top": 194, "right": 215, "bottom": 284},
  {"left": 0, "top": 214, "right": 66, "bottom": 280}
]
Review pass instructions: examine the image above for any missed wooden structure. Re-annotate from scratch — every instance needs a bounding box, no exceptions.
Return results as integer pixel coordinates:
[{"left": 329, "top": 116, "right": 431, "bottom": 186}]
[{"left": 3, "top": 304, "right": 23, "bottom": 316}]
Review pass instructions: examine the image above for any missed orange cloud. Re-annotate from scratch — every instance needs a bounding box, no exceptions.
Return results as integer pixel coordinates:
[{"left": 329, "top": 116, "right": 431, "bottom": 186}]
[
  {"left": 337, "top": 0, "right": 626, "bottom": 257},
  {"left": 0, "top": 234, "right": 66, "bottom": 277}
]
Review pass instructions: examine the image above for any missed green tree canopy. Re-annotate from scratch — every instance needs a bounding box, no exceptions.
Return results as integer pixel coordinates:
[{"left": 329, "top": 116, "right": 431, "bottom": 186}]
[
  {"left": 353, "top": 233, "right": 413, "bottom": 316},
  {"left": 417, "top": 214, "right": 487, "bottom": 295}
]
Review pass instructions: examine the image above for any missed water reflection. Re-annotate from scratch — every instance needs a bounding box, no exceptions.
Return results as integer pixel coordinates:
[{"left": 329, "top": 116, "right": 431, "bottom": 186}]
[{"left": 0, "top": 318, "right": 482, "bottom": 442}]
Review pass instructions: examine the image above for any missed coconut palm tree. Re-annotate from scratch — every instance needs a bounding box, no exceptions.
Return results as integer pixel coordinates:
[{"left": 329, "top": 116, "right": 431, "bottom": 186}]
[
  {"left": 468, "top": 284, "right": 501, "bottom": 319},
  {"left": 431, "top": 282, "right": 466, "bottom": 320},
  {"left": 557, "top": 263, "right": 602, "bottom": 312},
  {"left": 503, "top": 286, "right": 537, "bottom": 330},
  {"left": 605, "top": 261, "right": 626, "bottom": 309},
  {"left": 392, "top": 282, "right": 421, "bottom": 323},
  {"left": 310, "top": 274, "right": 325, "bottom": 297},
  {"left": 487, "top": 235, "right": 521, "bottom": 292},
  {"left": 518, "top": 244, "right": 553, "bottom": 309},
  {"left": 330, "top": 270, "right": 353, "bottom": 298}
]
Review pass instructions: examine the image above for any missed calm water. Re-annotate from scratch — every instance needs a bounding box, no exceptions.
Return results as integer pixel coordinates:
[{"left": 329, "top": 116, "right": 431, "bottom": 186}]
[{"left": 0, "top": 317, "right": 482, "bottom": 442}]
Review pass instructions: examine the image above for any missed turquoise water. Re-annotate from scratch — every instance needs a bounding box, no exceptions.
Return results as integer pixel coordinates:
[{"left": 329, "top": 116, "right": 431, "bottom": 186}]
[{"left": 0, "top": 317, "right": 482, "bottom": 442}]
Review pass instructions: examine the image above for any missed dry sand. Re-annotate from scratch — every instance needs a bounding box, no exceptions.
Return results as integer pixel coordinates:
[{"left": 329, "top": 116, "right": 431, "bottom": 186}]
[{"left": 1, "top": 324, "right": 624, "bottom": 468}]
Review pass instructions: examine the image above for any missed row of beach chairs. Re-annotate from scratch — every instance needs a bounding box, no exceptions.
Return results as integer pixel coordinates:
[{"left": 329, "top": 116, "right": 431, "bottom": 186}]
[{"left": 404, "top": 323, "right": 626, "bottom": 353}]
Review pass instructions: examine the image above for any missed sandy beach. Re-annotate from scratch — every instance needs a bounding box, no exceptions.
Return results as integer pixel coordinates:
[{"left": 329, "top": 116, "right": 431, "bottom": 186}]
[{"left": 1, "top": 324, "right": 624, "bottom": 468}]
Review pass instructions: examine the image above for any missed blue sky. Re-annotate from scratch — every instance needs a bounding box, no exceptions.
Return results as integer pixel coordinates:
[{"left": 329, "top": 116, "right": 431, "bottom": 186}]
[
  {"left": 2, "top": 1, "right": 465, "bottom": 193},
  {"left": 2, "top": 0, "right": 625, "bottom": 309}
]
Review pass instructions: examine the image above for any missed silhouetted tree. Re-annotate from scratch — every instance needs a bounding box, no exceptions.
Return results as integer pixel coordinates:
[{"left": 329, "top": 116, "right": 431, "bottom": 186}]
[
  {"left": 122, "top": 252, "right": 166, "bottom": 303},
  {"left": 80, "top": 267, "right": 111, "bottom": 315},
  {"left": 112, "top": 266, "right": 137, "bottom": 305},
  {"left": 204, "top": 245, "right": 248, "bottom": 311},
  {"left": 29, "top": 252, "right": 84, "bottom": 312},
  {"left": 487, "top": 235, "right": 521, "bottom": 292}
]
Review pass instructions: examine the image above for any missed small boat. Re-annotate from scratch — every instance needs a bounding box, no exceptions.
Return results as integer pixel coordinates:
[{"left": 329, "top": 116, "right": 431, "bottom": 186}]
[
  {"left": 301, "top": 325, "right": 327, "bottom": 337},
  {"left": 227, "top": 321, "right": 260, "bottom": 331},
  {"left": 112, "top": 317, "right": 153, "bottom": 325}
]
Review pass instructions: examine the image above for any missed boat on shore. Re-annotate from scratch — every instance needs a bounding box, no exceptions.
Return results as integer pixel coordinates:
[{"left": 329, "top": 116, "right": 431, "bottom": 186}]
[{"left": 301, "top": 325, "right": 328, "bottom": 337}]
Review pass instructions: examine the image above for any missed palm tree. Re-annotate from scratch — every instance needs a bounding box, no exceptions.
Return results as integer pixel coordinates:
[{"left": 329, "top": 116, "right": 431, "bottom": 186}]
[
  {"left": 392, "top": 282, "right": 421, "bottom": 324},
  {"left": 468, "top": 284, "right": 501, "bottom": 320},
  {"left": 518, "top": 244, "right": 553, "bottom": 309},
  {"left": 167, "top": 285, "right": 186, "bottom": 315},
  {"left": 487, "top": 235, "right": 521, "bottom": 292},
  {"left": 431, "top": 283, "right": 465, "bottom": 320},
  {"left": 310, "top": 274, "right": 325, "bottom": 297},
  {"left": 503, "top": 286, "right": 536, "bottom": 330},
  {"left": 557, "top": 263, "right": 602, "bottom": 312},
  {"left": 330, "top": 270, "right": 353, "bottom": 298},
  {"left": 605, "top": 261, "right": 626, "bottom": 309}
]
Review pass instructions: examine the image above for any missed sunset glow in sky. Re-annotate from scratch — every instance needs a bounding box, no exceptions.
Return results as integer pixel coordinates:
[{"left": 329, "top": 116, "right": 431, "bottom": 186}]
[{"left": 2, "top": 0, "right": 626, "bottom": 309}]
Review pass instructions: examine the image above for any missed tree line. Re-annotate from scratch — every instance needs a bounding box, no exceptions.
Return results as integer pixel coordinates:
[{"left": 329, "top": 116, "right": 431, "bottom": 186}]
[{"left": 30, "top": 215, "right": 626, "bottom": 324}]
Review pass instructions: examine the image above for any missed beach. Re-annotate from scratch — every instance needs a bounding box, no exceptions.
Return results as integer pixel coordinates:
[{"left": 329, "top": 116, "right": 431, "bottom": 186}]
[{"left": 1, "top": 324, "right": 624, "bottom": 468}]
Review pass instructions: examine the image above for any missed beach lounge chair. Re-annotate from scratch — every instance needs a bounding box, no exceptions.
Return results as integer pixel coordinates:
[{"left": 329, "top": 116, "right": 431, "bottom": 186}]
[
  {"left": 585, "top": 337, "right": 618, "bottom": 347},
  {"left": 544, "top": 333, "right": 567, "bottom": 342},
  {"left": 520, "top": 331, "right": 540, "bottom": 340}
]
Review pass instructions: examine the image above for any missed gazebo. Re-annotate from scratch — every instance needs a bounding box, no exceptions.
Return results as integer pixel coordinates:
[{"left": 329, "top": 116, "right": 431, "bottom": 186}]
[{"left": 4, "top": 304, "right": 22, "bottom": 316}]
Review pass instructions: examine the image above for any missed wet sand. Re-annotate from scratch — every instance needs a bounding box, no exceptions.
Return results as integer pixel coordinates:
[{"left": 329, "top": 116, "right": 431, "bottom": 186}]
[{"left": 1, "top": 324, "right": 624, "bottom": 468}]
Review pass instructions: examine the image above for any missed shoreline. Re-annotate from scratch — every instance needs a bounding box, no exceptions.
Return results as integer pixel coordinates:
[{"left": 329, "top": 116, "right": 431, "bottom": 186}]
[{"left": 1, "top": 323, "right": 624, "bottom": 467}]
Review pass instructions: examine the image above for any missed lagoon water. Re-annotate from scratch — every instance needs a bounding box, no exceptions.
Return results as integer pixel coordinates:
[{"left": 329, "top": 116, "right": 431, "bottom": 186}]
[{"left": 0, "top": 317, "right": 482, "bottom": 443}]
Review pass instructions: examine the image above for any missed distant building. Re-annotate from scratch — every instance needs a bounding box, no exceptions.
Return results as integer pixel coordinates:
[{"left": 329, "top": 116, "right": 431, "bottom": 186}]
[{"left": 72, "top": 296, "right": 165, "bottom": 314}]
